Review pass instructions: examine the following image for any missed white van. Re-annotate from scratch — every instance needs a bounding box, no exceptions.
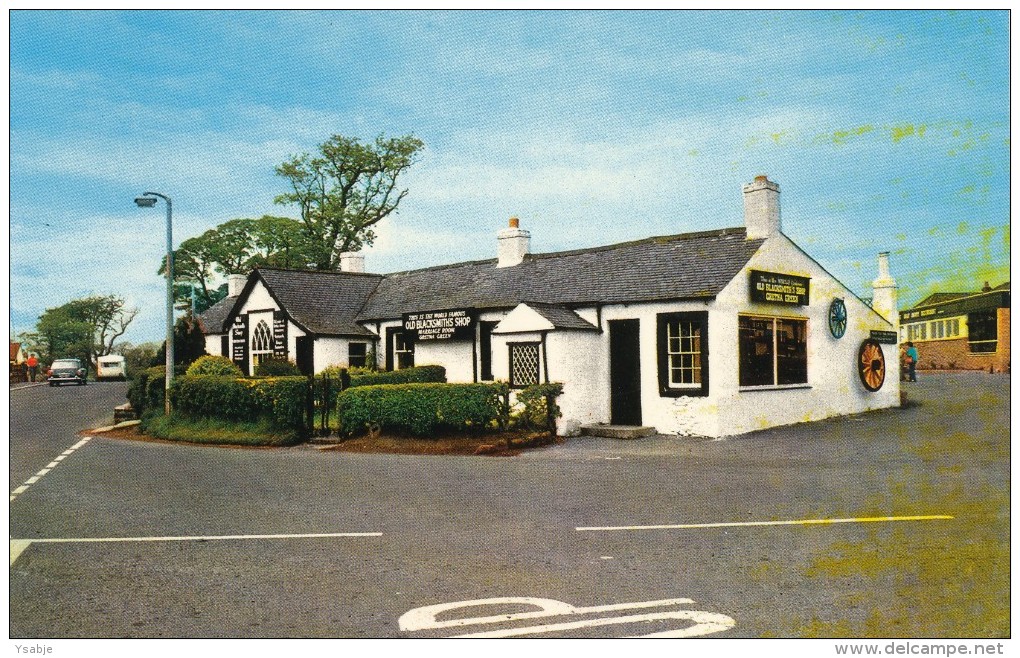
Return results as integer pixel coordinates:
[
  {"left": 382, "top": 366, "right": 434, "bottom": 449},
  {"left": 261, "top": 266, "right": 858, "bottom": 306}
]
[{"left": 96, "top": 355, "right": 127, "bottom": 381}]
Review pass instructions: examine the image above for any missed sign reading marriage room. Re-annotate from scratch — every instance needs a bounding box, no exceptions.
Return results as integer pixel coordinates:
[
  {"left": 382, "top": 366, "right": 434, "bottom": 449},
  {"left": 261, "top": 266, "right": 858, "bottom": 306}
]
[
  {"left": 402, "top": 309, "right": 476, "bottom": 341},
  {"left": 750, "top": 270, "right": 810, "bottom": 306}
]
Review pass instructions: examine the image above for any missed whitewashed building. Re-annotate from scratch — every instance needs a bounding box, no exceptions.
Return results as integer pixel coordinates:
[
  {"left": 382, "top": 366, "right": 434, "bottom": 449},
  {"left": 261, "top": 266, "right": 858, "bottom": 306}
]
[{"left": 200, "top": 175, "right": 901, "bottom": 438}]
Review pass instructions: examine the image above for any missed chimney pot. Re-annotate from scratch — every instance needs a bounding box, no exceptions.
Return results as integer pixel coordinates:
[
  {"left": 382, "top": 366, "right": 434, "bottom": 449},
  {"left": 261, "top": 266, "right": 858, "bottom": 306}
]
[
  {"left": 497, "top": 218, "right": 531, "bottom": 268},
  {"left": 982, "top": 281, "right": 992, "bottom": 293}
]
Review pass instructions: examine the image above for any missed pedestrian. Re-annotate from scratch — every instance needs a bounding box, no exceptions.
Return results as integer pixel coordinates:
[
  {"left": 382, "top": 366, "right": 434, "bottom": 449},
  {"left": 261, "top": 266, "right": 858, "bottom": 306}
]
[
  {"left": 905, "top": 342, "right": 919, "bottom": 382},
  {"left": 26, "top": 353, "right": 38, "bottom": 383}
]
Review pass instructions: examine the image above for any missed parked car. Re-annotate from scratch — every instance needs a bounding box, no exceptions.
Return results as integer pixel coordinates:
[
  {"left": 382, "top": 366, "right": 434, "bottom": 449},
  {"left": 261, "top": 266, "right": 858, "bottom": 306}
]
[
  {"left": 48, "top": 358, "right": 88, "bottom": 386},
  {"left": 96, "top": 355, "right": 127, "bottom": 381}
]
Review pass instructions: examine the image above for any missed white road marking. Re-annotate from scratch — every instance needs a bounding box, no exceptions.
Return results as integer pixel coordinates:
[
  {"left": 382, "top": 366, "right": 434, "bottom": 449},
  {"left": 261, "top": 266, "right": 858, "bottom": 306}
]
[
  {"left": 10, "top": 437, "right": 91, "bottom": 502},
  {"left": 400, "top": 596, "right": 735, "bottom": 638},
  {"left": 576, "top": 514, "right": 954, "bottom": 532},
  {"left": 9, "top": 531, "right": 381, "bottom": 565},
  {"left": 453, "top": 609, "right": 736, "bottom": 638},
  {"left": 400, "top": 597, "right": 693, "bottom": 631}
]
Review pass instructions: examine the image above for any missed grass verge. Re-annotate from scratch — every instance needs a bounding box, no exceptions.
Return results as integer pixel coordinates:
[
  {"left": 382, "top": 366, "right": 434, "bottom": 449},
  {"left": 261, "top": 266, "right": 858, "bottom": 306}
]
[{"left": 142, "top": 414, "right": 299, "bottom": 447}]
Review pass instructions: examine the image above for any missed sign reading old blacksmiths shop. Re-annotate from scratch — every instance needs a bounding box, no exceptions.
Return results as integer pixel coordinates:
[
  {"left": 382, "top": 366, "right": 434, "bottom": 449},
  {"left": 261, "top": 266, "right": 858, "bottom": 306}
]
[
  {"left": 750, "top": 270, "right": 810, "bottom": 306},
  {"left": 403, "top": 308, "right": 476, "bottom": 341},
  {"left": 231, "top": 316, "right": 249, "bottom": 373},
  {"left": 272, "top": 311, "right": 288, "bottom": 357}
]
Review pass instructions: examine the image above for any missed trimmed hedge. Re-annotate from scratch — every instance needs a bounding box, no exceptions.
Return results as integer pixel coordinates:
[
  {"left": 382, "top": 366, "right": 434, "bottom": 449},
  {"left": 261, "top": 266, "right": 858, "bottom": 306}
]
[
  {"left": 168, "top": 375, "right": 308, "bottom": 432},
  {"left": 186, "top": 355, "right": 243, "bottom": 377},
  {"left": 254, "top": 357, "right": 301, "bottom": 377},
  {"left": 350, "top": 365, "right": 446, "bottom": 387},
  {"left": 513, "top": 383, "right": 564, "bottom": 431},
  {"left": 126, "top": 365, "right": 186, "bottom": 415},
  {"left": 338, "top": 382, "right": 509, "bottom": 437}
]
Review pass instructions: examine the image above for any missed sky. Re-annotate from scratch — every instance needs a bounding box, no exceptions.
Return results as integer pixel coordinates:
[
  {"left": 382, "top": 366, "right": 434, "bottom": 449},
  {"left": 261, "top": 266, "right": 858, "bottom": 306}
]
[{"left": 8, "top": 9, "right": 1011, "bottom": 344}]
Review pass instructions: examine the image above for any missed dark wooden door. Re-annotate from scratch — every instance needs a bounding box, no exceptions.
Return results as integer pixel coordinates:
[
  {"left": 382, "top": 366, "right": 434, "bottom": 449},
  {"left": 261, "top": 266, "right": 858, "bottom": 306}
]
[
  {"left": 609, "top": 319, "right": 642, "bottom": 425},
  {"left": 295, "top": 336, "right": 314, "bottom": 376}
]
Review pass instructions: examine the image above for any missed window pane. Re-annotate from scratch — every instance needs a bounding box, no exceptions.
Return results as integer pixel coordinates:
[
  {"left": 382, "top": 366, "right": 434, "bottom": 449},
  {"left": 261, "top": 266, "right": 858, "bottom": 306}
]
[
  {"left": 510, "top": 343, "right": 540, "bottom": 387},
  {"left": 739, "top": 316, "right": 774, "bottom": 386},
  {"left": 776, "top": 318, "right": 808, "bottom": 385},
  {"left": 348, "top": 342, "right": 367, "bottom": 368}
]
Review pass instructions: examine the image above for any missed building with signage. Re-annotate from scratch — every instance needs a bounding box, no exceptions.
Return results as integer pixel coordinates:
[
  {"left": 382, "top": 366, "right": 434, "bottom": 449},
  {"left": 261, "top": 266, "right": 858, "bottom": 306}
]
[
  {"left": 899, "top": 281, "right": 1010, "bottom": 373},
  {"left": 200, "top": 175, "right": 901, "bottom": 437}
]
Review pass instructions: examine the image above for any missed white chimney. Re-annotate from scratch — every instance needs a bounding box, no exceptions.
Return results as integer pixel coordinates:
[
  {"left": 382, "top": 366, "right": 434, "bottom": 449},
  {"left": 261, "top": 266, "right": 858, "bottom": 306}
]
[
  {"left": 497, "top": 217, "right": 530, "bottom": 268},
  {"left": 227, "top": 273, "right": 246, "bottom": 297},
  {"left": 871, "top": 252, "right": 898, "bottom": 325},
  {"left": 339, "top": 251, "right": 366, "bottom": 273},
  {"left": 742, "top": 174, "right": 782, "bottom": 240}
]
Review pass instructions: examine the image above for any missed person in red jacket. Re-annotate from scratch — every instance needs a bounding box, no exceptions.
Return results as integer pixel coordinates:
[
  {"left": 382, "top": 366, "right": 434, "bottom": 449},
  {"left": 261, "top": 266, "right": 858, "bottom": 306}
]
[{"left": 26, "top": 354, "right": 39, "bottom": 382}]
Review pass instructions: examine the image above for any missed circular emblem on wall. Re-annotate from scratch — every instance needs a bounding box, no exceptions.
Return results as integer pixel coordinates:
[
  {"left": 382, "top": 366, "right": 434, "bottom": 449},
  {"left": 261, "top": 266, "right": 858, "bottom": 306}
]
[
  {"left": 828, "top": 298, "right": 847, "bottom": 339},
  {"left": 857, "top": 339, "right": 886, "bottom": 392}
]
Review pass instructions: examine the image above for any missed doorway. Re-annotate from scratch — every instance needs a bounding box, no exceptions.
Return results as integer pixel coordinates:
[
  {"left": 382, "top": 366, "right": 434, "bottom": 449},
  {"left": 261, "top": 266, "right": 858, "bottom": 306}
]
[{"left": 609, "top": 319, "right": 642, "bottom": 425}]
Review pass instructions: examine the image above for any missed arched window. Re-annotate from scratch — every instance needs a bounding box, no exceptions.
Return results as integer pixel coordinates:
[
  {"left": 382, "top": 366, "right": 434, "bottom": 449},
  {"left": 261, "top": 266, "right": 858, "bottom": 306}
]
[{"left": 251, "top": 320, "right": 273, "bottom": 367}]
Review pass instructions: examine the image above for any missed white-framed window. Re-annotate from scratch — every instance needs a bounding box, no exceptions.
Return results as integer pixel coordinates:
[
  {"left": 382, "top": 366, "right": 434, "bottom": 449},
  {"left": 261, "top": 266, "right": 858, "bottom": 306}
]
[
  {"left": 251, "top": 320, "right": 273, "bottom": 367},
  {"left": 657, "top": 312, "right": 709, "bottom": 397}
]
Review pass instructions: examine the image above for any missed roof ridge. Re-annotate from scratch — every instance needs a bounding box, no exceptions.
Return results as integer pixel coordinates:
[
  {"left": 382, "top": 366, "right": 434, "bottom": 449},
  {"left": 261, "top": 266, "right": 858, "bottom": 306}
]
[
  {"left": 255, "top": 266, "right": 384, "bottom": 279},
  {"left": 381, "top": 226, "right": 750, "bottom": 277}
]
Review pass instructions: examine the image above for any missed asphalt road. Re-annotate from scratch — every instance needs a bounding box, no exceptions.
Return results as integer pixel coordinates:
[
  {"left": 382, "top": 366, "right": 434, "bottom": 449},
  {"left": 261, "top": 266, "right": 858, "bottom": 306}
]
[{"left": 9, "top": 374, "right": 1009, "bottom": 638}]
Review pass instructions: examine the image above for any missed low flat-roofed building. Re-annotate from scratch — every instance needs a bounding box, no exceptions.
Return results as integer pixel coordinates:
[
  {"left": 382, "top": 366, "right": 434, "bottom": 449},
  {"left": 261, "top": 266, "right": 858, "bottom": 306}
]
[{"left": 899, "top": 281, "right": 1010, "bottom": 373}]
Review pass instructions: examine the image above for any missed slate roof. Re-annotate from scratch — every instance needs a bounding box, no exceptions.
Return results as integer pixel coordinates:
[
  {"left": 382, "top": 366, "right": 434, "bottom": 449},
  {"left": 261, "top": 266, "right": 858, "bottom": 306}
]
[
  {"left": 523, "top": 303, "right": 599, "bottom": 331},
  {"left": 993, "top": 281, "right": 1010, "bottom": 291},
  {"left": 356, "top": 227, "right": 764, "bottom": 320},
  {"left": 196, "top": 295, "right": 237, "bottom": 334},
  {"left": 251, "top": 268, "right": 383, "bottom": 336},
  {"left": 912, "top": 292, "right": 973, "bottom": 308}
]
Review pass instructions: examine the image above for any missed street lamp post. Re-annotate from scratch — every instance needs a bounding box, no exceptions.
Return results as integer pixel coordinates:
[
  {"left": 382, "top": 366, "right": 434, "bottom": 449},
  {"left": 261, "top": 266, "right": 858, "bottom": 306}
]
[{"left": 134, "top": 191, "right": 174, "bottom": 415}]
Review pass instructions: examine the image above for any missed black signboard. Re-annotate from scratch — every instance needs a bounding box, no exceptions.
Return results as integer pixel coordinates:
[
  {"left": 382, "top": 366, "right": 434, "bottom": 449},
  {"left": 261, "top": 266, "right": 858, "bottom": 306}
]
[
  {"left": 870, "top": 330, "right": 898, "bottom": 345},
  {"left": 402, "top": 308, "right": 476, "bottom": 341},
  {"left": 230, "top": 315, "right": 248, "bottom": 375},
  {"left": 273, "top": 312, "right": 288, "bottom": 357},
  {"left": 750, "top": 270, "right": 810, "bottom": 306}
]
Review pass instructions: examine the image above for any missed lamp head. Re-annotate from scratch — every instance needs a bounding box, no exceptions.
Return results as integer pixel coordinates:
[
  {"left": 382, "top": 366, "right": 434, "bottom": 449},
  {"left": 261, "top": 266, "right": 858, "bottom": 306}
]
[{"left": 134, "top": 197, "right": 157, "bottom": 208}]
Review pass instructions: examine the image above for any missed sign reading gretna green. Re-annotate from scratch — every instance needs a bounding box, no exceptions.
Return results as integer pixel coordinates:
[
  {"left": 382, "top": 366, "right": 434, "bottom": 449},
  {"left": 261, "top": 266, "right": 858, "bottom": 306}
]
[
  {"left": 750, "top": 270, "right": 810, "bottom": 306},
  {"left": 403, "top": 308, "right": 475, "bottom": 341},
  {"left": 870, "top": 330, "right": 899, "bottom": 345}
]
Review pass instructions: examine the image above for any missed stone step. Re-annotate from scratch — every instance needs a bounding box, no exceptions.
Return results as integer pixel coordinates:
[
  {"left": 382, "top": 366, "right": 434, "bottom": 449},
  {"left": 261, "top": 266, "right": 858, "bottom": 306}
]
[
  {"left": 580, "top": 425, "right": 656, "bottom": 440},
  {"left": 113, "top": 403, "right": 138, "bottom": 422}
]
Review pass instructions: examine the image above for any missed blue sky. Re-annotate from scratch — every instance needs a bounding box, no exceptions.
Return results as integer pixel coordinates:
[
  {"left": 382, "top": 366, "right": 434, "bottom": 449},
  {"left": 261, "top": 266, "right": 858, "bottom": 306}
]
[{"left": 9, "top": 10, "right": 1011, "bottom": 344}]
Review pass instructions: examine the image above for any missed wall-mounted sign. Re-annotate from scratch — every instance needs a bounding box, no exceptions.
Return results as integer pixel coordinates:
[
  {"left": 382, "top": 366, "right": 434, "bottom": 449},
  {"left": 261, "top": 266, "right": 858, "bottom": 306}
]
[
  {"left": 898, "top": 291, "right": 1010, "bottom": 323},
  {"left": 750, "top": 270, "right": 810, "bottom": 306},
  {"left": 231, "top": 316, "right": 249, "bottom": 375},
  {"left": 402, "top": 308, "right": 476, "bottom": 341},
  {"left": 869, "top": 330, "right": 898, "bottom": 345},
  {"left": 273, "top": 311, "right": 288, "bottom": 357}
]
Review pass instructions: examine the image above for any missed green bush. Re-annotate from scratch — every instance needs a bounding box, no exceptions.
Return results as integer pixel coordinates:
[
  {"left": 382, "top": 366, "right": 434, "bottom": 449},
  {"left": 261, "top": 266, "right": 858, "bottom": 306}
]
[
  {"left": 168, "top": 375, "right": 308, "bottom": 433},
  {"left": 186, "top": 355, "right": 243, "bottom": 377},
  {"left": 513, "top": 383, "right": 564, "bottom": 431},
  {"left": 254, "top": 357, "right": 301, "bottom": 377},
  {"left": 318, "top": 364, "right": 445, "bottom": 387},
  {"left": 126, "top": 365, "right": 186, "bottom": 415},
  {"left": 338, "top": 382, "right": 509, "bottom": 437}
]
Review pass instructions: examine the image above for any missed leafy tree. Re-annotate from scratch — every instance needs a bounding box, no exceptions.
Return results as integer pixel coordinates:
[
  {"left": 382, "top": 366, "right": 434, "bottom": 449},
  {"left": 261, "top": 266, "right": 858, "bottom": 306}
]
[
  {"left": 35, "top": 295, "right": 138, "bottom": 367},
  {"left": 274, "top": 133, "right": 424, "bottom": 269},
  {"left": 118, "top": 341, "right": 161, "bottom": 380},
  {"left": 151, "top": 311, "right": 208, "bottom": 368}
]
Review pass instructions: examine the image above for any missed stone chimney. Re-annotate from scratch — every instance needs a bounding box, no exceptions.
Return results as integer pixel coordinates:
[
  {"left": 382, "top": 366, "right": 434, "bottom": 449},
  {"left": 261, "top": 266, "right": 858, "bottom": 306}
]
[
  {"left": 871, "top": 252, "right": 898, "bottom": 325},
  {"left": 742, "top": 174, "right": 781, "bottom": 240},
  {"left": 227, "top": 273, "right": 246, "bottom": 297},
  {"left": 981, "top": 281, "right": 992, "bottom": 293},
  {"left": 497, "top": 217, "right": 530, "bottom": 268},
  {"left": 339, "top": 251, "right": 366, "bottom": 273}
]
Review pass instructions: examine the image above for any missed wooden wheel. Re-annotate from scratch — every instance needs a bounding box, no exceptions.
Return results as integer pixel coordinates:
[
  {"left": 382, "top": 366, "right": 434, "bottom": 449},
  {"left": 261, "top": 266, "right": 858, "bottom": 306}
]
[
  {"left": 858, "top": 340, "right": 886, "bottom": 392},
  {"left": 828, "top": 298, "right": 847, "bottom": 339}
]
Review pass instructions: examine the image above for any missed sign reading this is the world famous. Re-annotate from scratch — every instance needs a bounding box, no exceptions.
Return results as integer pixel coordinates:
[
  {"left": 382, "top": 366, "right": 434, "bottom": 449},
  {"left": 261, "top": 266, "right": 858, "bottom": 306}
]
[
  {"left": 750, "top": 270, "right": 810, "bottom": 306},
  {"left": 402, "top": 309, "right": 476, "bottom": 341}
]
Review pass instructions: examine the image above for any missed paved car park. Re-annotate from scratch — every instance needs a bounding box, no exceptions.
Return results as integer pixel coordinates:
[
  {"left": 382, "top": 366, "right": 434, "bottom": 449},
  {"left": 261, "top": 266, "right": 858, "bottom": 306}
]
[{"left": 9, "top": 373, "right": 1009, "bottom": 638}]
